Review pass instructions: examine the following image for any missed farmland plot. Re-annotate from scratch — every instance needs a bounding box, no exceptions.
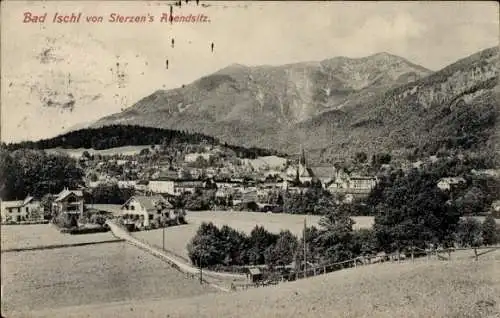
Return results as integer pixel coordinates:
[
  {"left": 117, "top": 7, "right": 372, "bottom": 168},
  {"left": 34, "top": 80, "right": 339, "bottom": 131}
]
[
  {"left": 1, "top": 224, "right": 116, "bottom": 251},
  {"left": 26, "top": 249, "right": 500, "bottom": 318},
  {"left": 1, "top": 243, "right": 216, "bottom": 315}
]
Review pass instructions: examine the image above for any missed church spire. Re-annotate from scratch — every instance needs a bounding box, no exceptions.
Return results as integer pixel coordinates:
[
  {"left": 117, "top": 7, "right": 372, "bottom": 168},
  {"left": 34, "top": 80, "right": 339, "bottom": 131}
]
[{"left": 299, "top": 145, "right": 306, "bottom": 166}]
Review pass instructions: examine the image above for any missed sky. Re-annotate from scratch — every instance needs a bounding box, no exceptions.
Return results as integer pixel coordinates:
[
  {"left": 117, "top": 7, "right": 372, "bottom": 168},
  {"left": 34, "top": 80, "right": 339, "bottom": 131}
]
[{"left": 1, "top": 0, "right": 499, "bottom": 143}]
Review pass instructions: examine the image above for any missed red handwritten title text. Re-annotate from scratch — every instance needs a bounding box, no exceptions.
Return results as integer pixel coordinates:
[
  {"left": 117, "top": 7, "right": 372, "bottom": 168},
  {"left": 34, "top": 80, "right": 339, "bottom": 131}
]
[{"left": 22, "top": 12, "right": 211, "bottom": 24}]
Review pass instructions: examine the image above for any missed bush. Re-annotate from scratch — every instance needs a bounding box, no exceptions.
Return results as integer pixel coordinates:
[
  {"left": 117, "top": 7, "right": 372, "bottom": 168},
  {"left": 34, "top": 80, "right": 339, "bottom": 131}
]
[{"left": 67, "top": 227, "right": 109, "bottom": 235}]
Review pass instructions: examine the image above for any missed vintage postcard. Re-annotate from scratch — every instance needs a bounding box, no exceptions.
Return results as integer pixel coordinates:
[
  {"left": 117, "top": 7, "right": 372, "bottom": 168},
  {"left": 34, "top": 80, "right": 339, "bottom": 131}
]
[{"left": 1, "top": 1, "right": 499, "bottom": 317}]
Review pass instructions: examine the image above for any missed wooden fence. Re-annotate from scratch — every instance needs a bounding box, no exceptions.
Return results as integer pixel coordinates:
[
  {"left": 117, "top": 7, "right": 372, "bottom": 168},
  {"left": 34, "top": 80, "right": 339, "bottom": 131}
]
[{"left": 231, "top": 245, "right": 500, "bottom": 291}]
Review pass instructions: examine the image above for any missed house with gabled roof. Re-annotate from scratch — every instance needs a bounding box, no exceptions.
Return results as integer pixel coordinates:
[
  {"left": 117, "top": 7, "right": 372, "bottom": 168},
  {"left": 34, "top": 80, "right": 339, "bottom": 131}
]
[
  {"left": 1, "top": 195, "right": 42, "bottom": 223},
  {"left": 52, "top": 188, "right": 85, "bottom": 220},
  {"left": 120, "top": 195, "right": 174, "bottom": 228}
]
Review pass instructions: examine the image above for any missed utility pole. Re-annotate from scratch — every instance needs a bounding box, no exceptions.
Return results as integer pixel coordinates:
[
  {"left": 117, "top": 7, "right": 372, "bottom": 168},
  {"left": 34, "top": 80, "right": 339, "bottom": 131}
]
[
  {"left": 162, "top": 223, "right": 165, "bottom": 251},
  {"left": 199, "top": 255, "right": 203, "bottom": 284},
  {"left": 303, "top": 217, "right": 307, "bottom": 278}
]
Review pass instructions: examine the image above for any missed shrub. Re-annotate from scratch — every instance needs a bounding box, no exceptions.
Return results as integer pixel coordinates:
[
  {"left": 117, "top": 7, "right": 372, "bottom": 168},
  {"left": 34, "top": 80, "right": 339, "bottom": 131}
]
[{"left": 67, "top": 227, "right": 109, "bottom": 235}]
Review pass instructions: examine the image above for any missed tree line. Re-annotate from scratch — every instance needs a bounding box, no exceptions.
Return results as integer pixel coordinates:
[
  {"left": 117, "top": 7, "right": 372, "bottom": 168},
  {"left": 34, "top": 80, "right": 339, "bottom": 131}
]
[
  {"left": 187, "top": 166, "right": 500, "bottom": 269},
  {"left": 0, "top": 148, "right": 84, "bottom": 200},
  {"left": 3, "top": 125, "right": 284, "bottom": 159}
]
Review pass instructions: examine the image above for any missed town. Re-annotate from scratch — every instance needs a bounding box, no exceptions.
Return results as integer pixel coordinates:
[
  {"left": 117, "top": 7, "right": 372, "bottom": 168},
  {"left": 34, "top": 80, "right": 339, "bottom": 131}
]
[{"left": 2, "top": 1, "right": 499, "bottom": 316}]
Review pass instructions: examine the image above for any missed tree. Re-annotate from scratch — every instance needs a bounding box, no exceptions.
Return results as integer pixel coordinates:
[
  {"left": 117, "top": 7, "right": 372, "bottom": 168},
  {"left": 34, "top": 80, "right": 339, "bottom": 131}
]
[
  {"left": 351, "top": 228, "right": 378, "bottom": 256},
  {"left": 315, "top": 203, "right": 356, "bottom": 264},
  {"left": 187, "top": 222, "right": 225, "bottom": 267},
  {"left": 248, "top": 225, "right": 279, "bottom": 265},
  {"left": 265, "top": 230, "right": 299, "bottom": 267},
  {"left": 1, "top": 149, "right": 84, "bottom": 200},
  {"left": 455, "top": 186, "right": 488, "bottom": 216},
  {"left": 40, "top": 194, "right": 55, "bottom": 220},
  {"left": 482, "top": 215, "right": 498, "bottom": 246},
  {"left": 354, "top": 152, "right": 368, "bottom": 164},
  {"left": 218, "top": 225, "right": 249, "bottom": 266},
  {"left": 371, "top": 152, "right": 392, "bottom": 168},
  {"left": 374, "top": 170, "right": 460, "bottom": 253},
  {"left": 455, "top": 217, "right": 483, "bottom": 247}
]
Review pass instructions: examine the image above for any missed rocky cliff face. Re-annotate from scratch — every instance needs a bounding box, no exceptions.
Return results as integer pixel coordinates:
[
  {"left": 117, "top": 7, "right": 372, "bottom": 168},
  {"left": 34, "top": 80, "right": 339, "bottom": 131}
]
[
  {"left": 92, "top": 52, "right": 432, "bottom": 150},
  {"left": 91, "top": 47, "right": 498, "bottom": 164},
  {"left": 298, "top": 47, "right": 499, "bottom": 162}
]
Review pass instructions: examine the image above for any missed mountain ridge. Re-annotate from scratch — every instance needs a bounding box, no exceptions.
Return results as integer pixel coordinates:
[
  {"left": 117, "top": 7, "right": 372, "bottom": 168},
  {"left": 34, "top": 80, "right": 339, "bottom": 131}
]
[{"left": 91, "top": 47, "right": 498, "bottom": 163}]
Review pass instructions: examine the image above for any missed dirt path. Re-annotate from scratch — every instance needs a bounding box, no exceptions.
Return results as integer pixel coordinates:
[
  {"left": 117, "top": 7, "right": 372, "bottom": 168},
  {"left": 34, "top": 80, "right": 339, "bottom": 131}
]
[{"left": 106, "top": 220, "right": 247, "bottom": 291}]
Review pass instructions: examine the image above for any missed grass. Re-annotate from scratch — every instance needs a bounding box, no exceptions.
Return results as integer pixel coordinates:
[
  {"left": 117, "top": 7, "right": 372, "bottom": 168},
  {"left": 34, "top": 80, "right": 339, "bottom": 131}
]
[
  {"left": 21, "top": 248, "right": 500, "bottom": 318},
  {"left": 1, "top": 243, "right": 217, "bottom": 315},
  {"left": 44, "top": 145, "right": 158, "bottom": 158},
  {"left": 0, "top": 224, "right": 117, "bottom": 251}
]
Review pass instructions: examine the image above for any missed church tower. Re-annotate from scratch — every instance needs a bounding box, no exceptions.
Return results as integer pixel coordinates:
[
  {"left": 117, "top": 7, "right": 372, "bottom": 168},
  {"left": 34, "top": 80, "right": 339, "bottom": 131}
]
[{"left": 298, "top": 145, "right": 307, "bottom": 177}]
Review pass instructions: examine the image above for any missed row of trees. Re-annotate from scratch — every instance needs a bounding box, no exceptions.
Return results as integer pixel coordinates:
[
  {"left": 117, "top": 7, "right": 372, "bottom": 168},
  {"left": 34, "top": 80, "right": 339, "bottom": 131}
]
[
  {"left": 4, "top": 125, "right": 282, "bottom": 158},
  {"left": 0, "top": 148, "right": 84, "bottom": 200},
  {"left": 187, "top": 165, "right": 500, "bottom": 269},
  {"left": 187, "top": 215, "right": 499, "bottom": 270}
]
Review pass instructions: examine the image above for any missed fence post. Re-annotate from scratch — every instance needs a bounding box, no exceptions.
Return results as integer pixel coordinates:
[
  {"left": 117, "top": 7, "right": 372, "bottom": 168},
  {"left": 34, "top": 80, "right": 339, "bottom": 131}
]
[
  {"left": 411, "top": 247, "right": 414, "bottom": 262},
  {"left": 474, "top": 247, "right": 478, "bottom": 261}
]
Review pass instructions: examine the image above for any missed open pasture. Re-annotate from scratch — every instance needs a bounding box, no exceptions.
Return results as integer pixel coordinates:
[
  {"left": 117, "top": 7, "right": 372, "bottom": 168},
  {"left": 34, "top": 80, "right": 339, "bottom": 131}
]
[
  {"left": 0, "top": 224, "right": 116, "bottom": 251},
  {"left": 1, "top": 243, "right": 216, "bottom": 315},
  {"left": 24, "top": 247, "right": 500, "bottom": 318}
]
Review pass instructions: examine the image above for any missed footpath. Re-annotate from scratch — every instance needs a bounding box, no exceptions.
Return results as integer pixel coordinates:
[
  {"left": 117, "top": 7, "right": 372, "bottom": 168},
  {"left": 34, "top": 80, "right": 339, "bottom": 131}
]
[{"left": 105, "top": 220, "right": 247, "bottom": 292}]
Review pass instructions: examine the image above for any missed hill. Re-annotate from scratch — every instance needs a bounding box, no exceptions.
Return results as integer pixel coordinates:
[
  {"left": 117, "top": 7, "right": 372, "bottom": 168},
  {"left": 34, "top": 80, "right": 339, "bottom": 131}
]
[
  {"left": 3, "top": 125, "right": 285, "bottom": 159},
  {"left": 20, "top": 250, "right": 500, "bottom": 318},
  {"left": 296, "top": 47, "right": 499, "bottom": 162},
  {"left": 89, "top": 48, "right": 499, "bottom": 165},
  {"left": 91, "top": 52, "right": 432, "bottom": 155}
]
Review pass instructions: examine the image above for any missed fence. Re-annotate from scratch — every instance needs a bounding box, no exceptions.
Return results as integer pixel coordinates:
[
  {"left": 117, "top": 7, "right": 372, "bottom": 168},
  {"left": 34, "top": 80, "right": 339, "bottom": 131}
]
[{"left": 231, "top": 245, "right": 500, "bottom": 291}]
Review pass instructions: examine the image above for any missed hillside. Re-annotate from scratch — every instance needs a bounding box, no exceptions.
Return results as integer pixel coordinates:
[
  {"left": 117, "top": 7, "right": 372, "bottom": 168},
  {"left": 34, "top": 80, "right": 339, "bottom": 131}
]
[
  {"left": 91, "top": 53, "right": 432, "bottom": 153},
  {"left": 20, "top": 251, "right": 500, "bottom": 318},
  {"left": 91, "top": 48, "right": 498, "bottom": 164},
  {"left": 4, "top": 125, "right": 285, "bottom": 159},
  {"left": 293, "top": 47, "right": 500, "bottom": 162}
]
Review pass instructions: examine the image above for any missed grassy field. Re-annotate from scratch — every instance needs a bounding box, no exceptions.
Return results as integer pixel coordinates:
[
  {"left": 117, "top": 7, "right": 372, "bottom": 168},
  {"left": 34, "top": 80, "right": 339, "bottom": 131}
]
[
  {"left": 0, "top": 224, "right": 117, "bottom": 251},
  {"left": 21, "top": 249, "right": 500, "bottom": 318},
  {"left": 44, "top": 145, "right": 158, "bottom": 158},
  {"left": 133, "top": 212, "right": 374, "bottom": 261},
  {"left": 1, "top": 243, "right": 217, "bottom": 316}
]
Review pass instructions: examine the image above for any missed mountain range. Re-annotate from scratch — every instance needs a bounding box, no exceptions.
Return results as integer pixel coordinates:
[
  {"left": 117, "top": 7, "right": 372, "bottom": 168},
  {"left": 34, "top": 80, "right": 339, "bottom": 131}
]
[{"left": 91, "top": 47, "right": 499, "bottom": 163}]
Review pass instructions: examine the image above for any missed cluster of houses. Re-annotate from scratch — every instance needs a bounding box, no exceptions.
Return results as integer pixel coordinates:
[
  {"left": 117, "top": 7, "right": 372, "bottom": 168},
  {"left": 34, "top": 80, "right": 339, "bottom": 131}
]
[{"left": 3, "top": 148, "right": 499, "bottom": 225}]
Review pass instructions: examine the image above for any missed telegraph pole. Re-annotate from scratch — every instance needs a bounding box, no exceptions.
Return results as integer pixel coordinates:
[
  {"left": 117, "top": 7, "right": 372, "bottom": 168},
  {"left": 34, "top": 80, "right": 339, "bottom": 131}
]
[
  {"left": 162, "top": 224, "right": 165, "bottom": 251},
  {"left": 303, "top": 217, "right": 307, "bottom": 278},
  {"left": 199, "top": 255, "right": 203, "bottom": 284}
]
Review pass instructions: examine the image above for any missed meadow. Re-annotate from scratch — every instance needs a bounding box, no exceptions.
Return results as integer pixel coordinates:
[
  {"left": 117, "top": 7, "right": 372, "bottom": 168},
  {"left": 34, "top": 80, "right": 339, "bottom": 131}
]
[
  {"left": 44, "top": 145, "right": 157, "bottom": 159},
  {"left": 1, "top": 243, "right": 217, "bottom": 316},
  {"left": 22, "top": 248, "right": 500, "bottom": 318},
  {"left": 0, "top": 224, "right": 117, "bottom": 251}
]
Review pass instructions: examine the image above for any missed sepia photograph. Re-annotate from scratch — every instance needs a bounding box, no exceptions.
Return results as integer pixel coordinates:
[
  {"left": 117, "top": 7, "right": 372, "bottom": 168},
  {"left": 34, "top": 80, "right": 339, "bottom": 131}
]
[{"left": 1, "top": 1, "right": 499, "bottom": 317}]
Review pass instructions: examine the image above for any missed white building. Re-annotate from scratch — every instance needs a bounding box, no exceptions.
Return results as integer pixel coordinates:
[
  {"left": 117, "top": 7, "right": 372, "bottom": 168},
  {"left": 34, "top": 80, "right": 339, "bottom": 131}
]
[
  {"left": 1, "top": 196, "right": 42, "bottom": 223},
  {"left": 148, "top": 180, "right": 175, "bottom": 195},
  {"left": 120, "top": 195, "right": 173, "bottom": 228},
  {"left": 437, "top": 177, "right": 466, "bottom": 191},
  {"left": 184, "top": 153, "right": 211, "bottom": 163}
]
